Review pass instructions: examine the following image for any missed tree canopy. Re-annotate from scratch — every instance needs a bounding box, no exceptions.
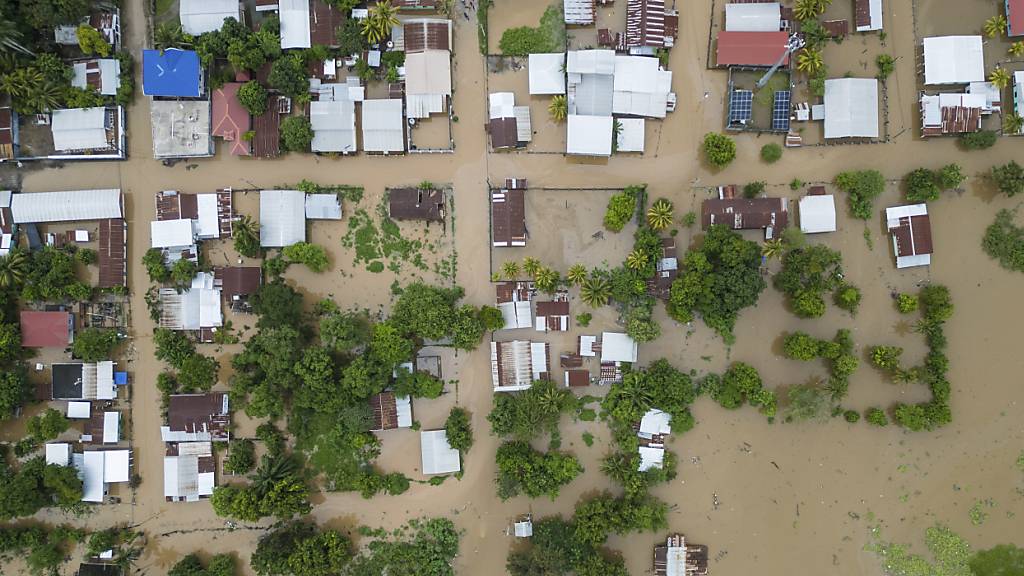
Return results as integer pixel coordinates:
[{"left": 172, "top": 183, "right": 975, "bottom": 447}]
[{"left": 834, "top": 170, "right": 885, "bottom": 219}]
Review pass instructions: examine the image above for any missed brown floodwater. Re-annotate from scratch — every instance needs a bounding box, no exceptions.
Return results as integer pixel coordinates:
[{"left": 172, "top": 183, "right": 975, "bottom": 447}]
[{"left": 4, "top": 0, "right": 1024, "bottom": 574}]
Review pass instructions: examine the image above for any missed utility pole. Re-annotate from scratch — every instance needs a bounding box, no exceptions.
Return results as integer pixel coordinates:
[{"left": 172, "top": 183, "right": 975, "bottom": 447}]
[{"left": 756, "top": 35, "right": 806, "bottom": 89}]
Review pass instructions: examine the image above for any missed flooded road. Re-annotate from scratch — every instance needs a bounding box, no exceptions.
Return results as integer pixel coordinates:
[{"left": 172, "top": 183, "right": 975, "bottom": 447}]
[{"left": 7, "top": 0, "right": 1024, "bottom": 573}]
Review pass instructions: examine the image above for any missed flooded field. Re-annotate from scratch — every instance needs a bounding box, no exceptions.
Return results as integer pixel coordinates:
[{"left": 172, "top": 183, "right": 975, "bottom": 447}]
[{"left": 2, "top": 0, "right": 1024, "bottom": 574}]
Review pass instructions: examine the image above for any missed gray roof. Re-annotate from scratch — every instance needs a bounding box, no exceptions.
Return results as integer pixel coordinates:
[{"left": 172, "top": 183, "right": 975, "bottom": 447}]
[
  {"left": 304, "top": 194, "right": 342, "bottom": 220},
  {"left": 574, "top": 74, "right": 614, "bottom": 116},
  {"left": 11, "top": 189, "right": 122, "bottom": 223},
  {"left": 259, "top": 190, "right": 306, "bottom": 247}
]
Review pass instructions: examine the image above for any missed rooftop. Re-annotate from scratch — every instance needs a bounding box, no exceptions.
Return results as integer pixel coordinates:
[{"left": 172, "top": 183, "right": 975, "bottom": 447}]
[
  {"left": 211, "top": 83, "right": 251, "bottom": 156},
  {"left": 142, "top": 49, "right": 202, "bottom": 97},
  {"left": 823, "top": 78, "right": 879, "bottom": 139},
  {"left": 310, "top": 0, "right": 343, "bottom": 46},
  {"left": 150, "top": 100, "right": 214, "bottom": 159},
  {"left": 886, "top": 204, "right": 933, "bottom": 268},
  {"left": 799, "top": 194, "right": 837, "bottom": 233},
  {"left": 420, "top": 429, "right": 460, "bottom": 474},
  {"left": 529, "top": 53, "right": 566, "bottom": 95},
  {"left": 11, "top": 189, "right": 122, "bottom": 223},
  {"left": 702, "top": 197, "right": 789, "bottom": 231},
  {"left": 179, "top": 0, "right": 239, "bottom": 35},
  {"left": 280, "top": 0, "right": 311, "bottom": 49},
  {"left": 310, "top": 99, "right": 357, "bottom": 153},
  {"left": 260, "top": 189, "right": 306, "bottom": 247},
  {"left": 20, "top": 310, "right": 72, "bottom": 348},
  {"left": 213, "top": 266, "right": 262, "bottom": 299},
  {"left": 389, "top": 187, "right": 445, "bottom": 221},
  {"left": 361, "top": 98, "right": 405, "bottom": 153},
  {"left": 715, "top": 31, "right": 790, "bottom": 67},
  {"left": 491, "top": 185, "right": 527, "bottom": 246},
  {"left": 491, "top": 340, "right": 550, "bottom": 391},
  {"left": 725, "top": 2, "right": 781, "bottom": 32},
  {"left": 403, "top": 18, "right": 452, "bottom": 52},
  {"left": 567, "top": 115, "right": 613, "bottom": 156},
  {"left": 923, "top": 36, "right": 984, "bottom": 85},
  {"left": 72, "top": 58, "right": 121, "bottom": 96},
  {"left": 369, "top": 392, "right": 413, "bottom": 431},
  {"left": 163, "top": 393, "right": 231, "bottom": 442}
]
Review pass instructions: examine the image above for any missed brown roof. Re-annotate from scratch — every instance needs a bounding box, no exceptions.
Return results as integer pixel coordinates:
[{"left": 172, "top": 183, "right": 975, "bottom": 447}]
[
  {"left": 808, "top": 185, "right": 827, "bottom": 196},
  {"left": 495, "top": 281, "right": 531, "bottom": 304},
  {"left": 214, "top": 266, "right": 262, "bottom": 298},
  {"left": 369, "top": 392, "right": 400, "bottom": 431},
  {"left": 97, "top": 218, "right": 127, "bottom": 288},
  {"left": 310, "top": 0, "right": 343, "bottom": 47},
  {"left": 166, "top": 393, "right": 230, "bottom": 442},
  {"left": 388, "top": 188, "right": 445, "bottom": 221},
  {"left": 560, "top": 353, "right": 583, "bottom": 368},
  {"left": 701, "top": 197, "right": 789, "bottom": 230},
  {"left": 566, "top": 369, "right": 590, "bottom": 387},
  {"left": 822, "top": 19, "right": 848, "bottom": 38},
  {"left": 854, "top": 0, "right": 872, "bottom": 28},
  {"left": 403, "top": 20, "right": 451, "bottom": 52},
  {"left": 491, "top": 187, "right": 527, "bottom": 246},
  {"left": 626, "top": 0, "right": 669, "bottom": 48},
  {"left": 489, "top": 117, "right": 519, "bottom": 149},
  {"left": 20, "top": 311, "right": 71, "bottom": 348},
  {"left": 0, "top": 107, "right": 13, "bottom": 160},
  {"left": 890, "top": 214, "right": 933, "bottom": 257},
  {"left": 649, "top": 237, "right": 677, "bottom": 298},
  {"left": 253, "top": 96, "right": 282, "bottom": 158},
  {"left": 536, "top": 301, "right": 569, "bottom": 332},
  {"left": 156, "top": 190, "right": 198, "bottom": 221}
]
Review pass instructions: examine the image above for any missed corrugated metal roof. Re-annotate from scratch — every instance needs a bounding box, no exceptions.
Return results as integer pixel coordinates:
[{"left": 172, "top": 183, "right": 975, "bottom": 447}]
[
  {"left": 420, "top": 430, "right": 460, "bottom": 474},
  {"left": 50, "top": 107, "right": 109, "bottom": 151},
  {"left": 310, "top": 100, "right": 357, "bottom": 152},
  {"left": 11, "top": 189, "right": 122, "bottom": 223},
  {"left": 179, "top": 0, "right": 239, "bottom": 34},
  {"left": 280, "top": 0, "right": 311, "bottom": 49},
  {"left": 361, "top": 99, "right": 405, "bottom": 152},
  {"left": 260, "top": 189, "right": 306, "bottom": 247},
  {"left": 305, "top": 193, "right": 342, "bottom": 219},
  {"left": 151, "top": 218, "right": 196, "bottom": 248}
]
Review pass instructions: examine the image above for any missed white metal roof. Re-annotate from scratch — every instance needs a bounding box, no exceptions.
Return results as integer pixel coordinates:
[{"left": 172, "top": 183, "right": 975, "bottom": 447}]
[
  {"left": 420, "top": 430, "right": 461, "bottom": 475},
  {"left": 514, "top": 520, "right": 533, "bottom": 537},
  {"left": 601, "top": 332, "right": 638, "bottom": 363},
  {"left": 498, "top": 301, "right": 533, "bottom": 330},
  {"left": 923, "top": 36, "right": 984, "bottom": 85},
  {"left": 530, "top": 341, "right": 548, "bottom": 380},
  {"left": 856, "top": 0, "right": 883, "bottom": 31},
  {"left": 151, "top": 218, "right": 196, "bottom": 248},
  {"left": 50, "top": 107, "right": 108, "bottom": 151},
  {"left": 567, "top": 115, "right": 613, "bottom": 156},
  {"left": 395, "top": 394, "right": 413, "bottom": 428},
  {"left": 45, "top": 443, "right": 71, "bottom": 466},
  {"left": 580, "top": 335, "right": 597, "bottom": 356},
  {"left": 103, "top": 412, "right": 119, "bottom": 444},
  {"left": 164, "top": 455, "right": 213, "bottom": 500},
  {"left": 567, "top": 50, "right": 616, "bottom": 75},
  {"left": 885, "top": 203, "right": 928, "bottom": 222},
  {"left": 279, "top": 0, "right": 311, "bottom": 48},
  {"left": 823, "top": 78, "right": 879, "bottom": 139},
  {"left": 639, "top": 409, "right": 672, "bottom": 436},
  {"left": 361, "top": 99, "right": 405, "bottom": 153},
  {"left": 72, "top": 59, "right": 121, "bottom": 95},
  {"left": 638, "top": 446, "right": 665, "bottom": 471},
  {"left": 725, "top": 3, "right": 781, "bottom": 32},
  {"left": 564, "top": 0, "right": 594, "bottom": 24},
  {"left": 310, "top": 100, "right": 357, "bottom": 153},
  {"left": 80, "top": 451, "right": 105, "bottom": 502},
  {"left": 405, "top": 50, "right": 451, "bottom": 96},
  {"left": 617, "top": 118, "right": 646, "bottom": 152},
  {"left": 799, "top": 195, "right": 837, "bottom": 233},
  {"left": 305, "top": 194, "right": 342, "bottom": 219},
  {"left": 67, "top": 401, "right": 91, "bottom": 419},
  {"left": 489, "top": 92, "right": 515, "bottom": 119},
  {"left": 259, "top": 189, "right": 306, "bottom": 247},
  {"left": 529, "top": 53, "right": 566, "bottom": 95},
  {"left": 179, "top": 0, "right": 239, "bottom": 35},
  {"left": 104, "top": 450, "right": 130, "bottom": 482},
  {"left": 612, "top": 56, "right": 672, "bottom": 118},
  {"left": 196, "top": 193, "right": 220, "bottom": 239},
  {"left": 11, "top": 189, "right": 122, "bottom": 223}
]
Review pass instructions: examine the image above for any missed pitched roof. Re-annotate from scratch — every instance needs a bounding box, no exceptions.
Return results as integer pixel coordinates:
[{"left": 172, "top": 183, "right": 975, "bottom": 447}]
[
  {"left": 97, "top": 219, "right": 127, "bottom": 288},
  {"left": 211, "top": 83, "right": 252, "bottom": 156},
  {"left": 715, "top": 31, "right": 790, "bottom": 67},
  {"left": 491, "top": 187, "right": 527, "bottom": 246},
  {"left": 163, "top": 393, "right": 231, "bottom": 442},
  {"left": 528, "top": 53, "right": 566, "bottom": 95},
  {"left": 361, "top": 99, "right": 405, "bottom": 153},
  {"left": 179, "top": 0, "right": 239, "bottom": 35},
  {"left": 702, "top": 197, "right": 789, "bottom": 230},
  {"left": 72, "top": 59, "right": 121, "bottom": 96},
  {"left": 798, "top": 195, "right": 837, "bottom": 233},
  {"left": 923, "top": 36, "right": 985, "bottom": 85},
  {"left": 886, "top": 205, "right": 933, "bottom": 267},
  {"left": 259, "top": 189, "right": 306, "bottom": 247},
  {"left": 310, "top": 99, "right": 357, "bottom": 153},
  {"left": 403, "top": 19, "right": 452, "bottom": 52},
  {"left": 20, "top": 311, "right": 71, "bottom": 348},
  {"left": 567, "top": 114, "right": 613, "bottom": 156},
  {"left": 280, "top": 0, "right": 312, "bottom": 49},
  {"left": 143, "top": 49, "right": 202, "bottom": 97},
  {"left": 823, "top": 78, "right": 879, "bottom": 139},
  {"left": 370, "top": 392, "right": 413, "bottom": 431},
  {"left": 213, "top": 266, "right": 262, "bottom": 298},
  {"left": 1011, "top": 0, "right": 1024, "bottom": 36},
  {"left": 420, "top": 430, "right": 460, "bottom": 474},
  {"left": 310, "top": 0, "right": 342, "bottom": 46},
  {"left": 626, "top": 0, "right": 669, "bottom": 47},
  {"left": 50, "top": 107, "right": 110, "bottom": 152},
  {"left": 389, "top": 188, "right": 445, "bottom": 221},
  {"left": 11, "top": 189, "right": 122, "bottom": 223}
]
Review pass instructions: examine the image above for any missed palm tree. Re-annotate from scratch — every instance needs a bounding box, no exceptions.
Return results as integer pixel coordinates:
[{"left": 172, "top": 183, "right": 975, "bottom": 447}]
[
  {"left": 251, "top": 454, "right": 299, "bottom": 493},
  {"left": 548, "top": 95, "right": 568, "bottom": 122},
  {"left": 522, "top": 257, "right": 541, "bottom": 278},
  {"left": 535, "top": 267, "right": 560, "bottom": 293},
  {"left": 600, "top": 453, "right": 632, "bottom": 482},
  {"left": 990, "top": 66, "right": 1012, "bottom": 89},
  {"left": 1005, "top": 113, "right": 1024, "bottom": 135},
  {"left": 362, "top": 0, "right": 400, "bottom": 45},
  {"left": 232, "top": 215, "right": 261, "bottom": 258},
  {"left": 625, "top": 249, "right": 647, "bottom": 271},
  {"left": 0, "top": 18, "right": 32, "bottom": 56},
  {"left": 25, "top": 80, "right": 62, "bottom": 113},
  {"left": 1010, "top": 41, "right": 1024, "bottom": 57},
  {"left": 536, "top": 385, "right": 568, "bottom": 415},
  {"left": 566, "top": 264, "right": 588, "bottom": 286},
  {"left": 762, "top": 238, "right": 785, "bottom": 260},
  {"left": 616, "top": 373, "right": 653, "bottom": 414},
  {"left": 0, "top": 68, "right": 41, "bottom": 99},
  {"left": 501, "top": 261, "right": 520, "bottom": 280},
  {"left": 646, "top": 198, "right": 674, "bottom": 230},
  {"left": 154, "top": 22, "right": 192, "bottom": 51},
  {"left": 0, "top": 250, "right": 27, "bottom": 288},
  {"left": 984, "top": 14, "right": 1008, "bottom": 39},
  {"left": 580, "top": 275, "right": 611, "bottom": 307},
  {"left": 796, "top": 48, "right": 823, "bottom": 75},
  {"left": 794, "top": 0, "right": 829, "bottom": 21}
]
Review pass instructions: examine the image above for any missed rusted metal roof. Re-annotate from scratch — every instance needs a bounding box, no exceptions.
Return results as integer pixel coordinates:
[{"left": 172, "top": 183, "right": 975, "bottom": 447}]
[
  {"left": 626, "top": 0, "right": 669, "bottom": 48},
  {"left": 701, "top": 197, "right": 789, "bottom": 230},
  {"left": 891, "top": 214, "right": 933, "bottom": 257},
  {"left": 491, "top": 187, "right": 527, "bottom": 247},
  {"left": 716, "top": 31, "right": 790, "bottom": 67},
  {"left": 97, "top": 218, "right": 127, "bottom": 288},
  {"left": 310, "top": 0, "right": 343, "bottom": 46},
  {"left": 370, "top": 392, "right": 399, "bottom": 431},
  {"left": 253, "top": 95, "right": 282, "bottom": 158},
  {"left": 388, "top": 187, "right": 445, "bottom": 221},
  {"left": 166, "top": 393, "right": 230, "bottom": 442},
  {"left": 566, "top": 369, "right": 590, "bottom": 387},
  {"left": 214, "top": 266, "right": 262, "bottom": 298},
  {"left": 403, "top": 19, "right": 451, "bottom": 52}
]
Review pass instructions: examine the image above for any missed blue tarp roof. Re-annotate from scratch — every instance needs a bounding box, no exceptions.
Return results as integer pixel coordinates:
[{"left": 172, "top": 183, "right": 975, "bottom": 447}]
[{"left": 143, "top": 49, "right": 202, "bottom": 97}]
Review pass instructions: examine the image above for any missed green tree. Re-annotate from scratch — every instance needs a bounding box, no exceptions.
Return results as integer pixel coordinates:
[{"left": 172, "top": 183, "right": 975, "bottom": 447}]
[
  {"left": 143, "top": 248, "right": 171, "bottom": 283},
  {"left": 904, "top": 167, "right": 940, "bottom": 202},
  {"left": 232, "top": 215, "right": 261, "bottom": 258},
  {"left": 646, "top": 198, "right": 674, "bottom": 230},
  {"left": 77, "top": 24, "right": 111, "bottom": 56},
  {"left": 72, "top": 328, "right": 119, "bottom": 362},
  {"left": 982, "top": 209, "right": 1024, "bottom": 272},
  {"left": 225, "top": 439, "right": 256, "bottom": 474},
  {"left": 369, "top": 321, "right": 414, "bottom": 367},
  {"left": 865, "top": 407, "right": 888, "bottom": 426},
  {"left": 154, "top": 328, "right": 196, "bottom": 367},
  {"left": 604, "top": 186, "right": 641, "bottom": 232},
  {"left": 760, "top": 142, "right": 782, "bottom": 163},
  {"left": 0, "top": 371, "right": 31, "bottom": 421},
  {"left": 444, "top": 407, "right": 473, "bottom": 453},
  {"left": 702, "top": 132, "right": 736, "bottom": 168},
  {"left": 833, "top": 284, "right": 861, "bottom": 314},
  {"left": 27, "top": 408, "right": 69, "bottom": 440},
  {"left": 961, "top": 129, "right": 998, "bottom": 150},
  {"left": 783, "top": 332, "right": 820, "bottom": 360},
  {"left": 985, "top": 14, "right": 1008, "bottom": 38},
  {"left": 503, "top": 261, "right": 522, "bottom": 280},
  {"left": 269, "top": 54, "right": 309, "bottom": 99},
  {"left": 580, "top": 273, "right": 611, "bottom": 307},
  {"left": 282, "top": 242, "right": 329, "bottom": 272},
  {"left": 0, "top": 250, "right": 28, "bottom": 288},
  {"left": 362, "top": 0, "right": 399, "bottom": 44},
  {"left": 495, "top": 441, "right": 583, "bottom": 500},
  {"left": 796, "top": 48, "right": 823, "bottom": 74},
  {"left": 936, "top": 163, "right": 966, "bottom": 190},
  {"left": 0, "top": 18, "right": 32, "bottom": 56},
  {"left": 774, "top": 244, "right": 844, "bottom": 317},
  {"left": 992, "top": 161, "right": 1024, "bottom": 196},
  {"left": 488, "top": 380, "right": 574, "bottom": 441},
  {"left": 743, "top": 180, "right": 766, "bottom": 198},
  {"left": 835, "top": 170, "right": 885, "bottom": 219},
  {"left": 969, "top": 544, "right": 1024, "bottom": 576},
  {"left": 171, "top": 258, "right": 198, "bottom": 286},
  {"left": 876, "top": 54, "right": 895, "bottom": 79},
  {"left": 870, "top": 345, "right": 903, "bottom": 371},
  {"left": 281, "top": 116, "right": 314, "bottom": 152},
  {"left": 896, "top": 293, "right": 919, "bottom": 313},
  {"left": 252, "top": 280, "right": 305, "bottom": 330},
  {"left": 335, "top": 18, "right": 367, "bottom": 56},
  {"left": 42, "top": 463, "right": 83, "bottom": 506},
  {"left": 177, "top": 354, "right": 219, "bottom": 392},
  {"left": 237, "top": 80, "right": 268, "bottom": 116},
  {"left": 319, "top": 310, "right": 371, "bottom": 352}
]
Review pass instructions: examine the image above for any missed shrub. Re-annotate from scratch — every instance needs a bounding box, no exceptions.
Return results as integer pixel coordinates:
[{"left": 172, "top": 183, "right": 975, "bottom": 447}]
[
  {"left": 575, "top": 312, "right": 592, "bottom": 327},
  {"left": 760, "top": 143, "right": 782, "bottom": 163},
  {"left": 75, "top": 248, "right": 97, "bottom": 265},
  {"left": 835, "top": 170, "right": 885, "bottom": 219},
  {"left": 702, "top": 132, "right": 736, "bottom": 168},
  {"left": 444, "top": 407, "right": 473, "bottom": 453},
  {"left": 843, "top": 409, "right": 860, "bottom": 423},
  {"left": 904, "top": 168, "right": 940, "bottom": 202},
  {"left": 960, "top": 130, "right": 997, "bottom": 150},
  {"left": 876, "top": 54, "right": 895, "bottom": 79},
  {"left": 870, "top": 345, "right": 903, "bottom": 371},
  {"left": 225, "top": 439, "right": 256, "bottom": 474},
  {"left": 865, "top": 407, "right": 888, "bottom": 426},
  {"left": 936, "top": 163, "right": 965, "bottom": 190},
  {"left": 992, "top": 161, "right": 1024, "bottom": 197},
  {"left": 237, "top": 80, "right": 268, "bottom": 116},
  {"left": 603, "top": 186, "right": 642, "bottom": 232},
  {"left": 743, "top": 181, "right": 766, "bottom": 198},
  {"left": 833, "top": 284, "right": 861, "bottom": 314},
  {"left": 782, "top": 332, "right": 819, "bottom": 361},
  {"left": 143, "top": 248, "right": 170, "bottom": 283},
  {"left": 896, "top": 293, "right": 918, "bottom": 313},
  {"left": 280, "top": 116, "right": 314, "bottom": 152},
  {"left": 282, "top": 242, "right": 329, "bottom": 272}
]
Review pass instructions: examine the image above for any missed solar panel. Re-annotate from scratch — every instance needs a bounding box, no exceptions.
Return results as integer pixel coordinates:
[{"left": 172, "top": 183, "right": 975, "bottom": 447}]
[
  {"left": 772, "top": 90, "right": 792, "bottom": 131},
  {"left": 730, "top": 90, "right": 753, "bottom": 124}
]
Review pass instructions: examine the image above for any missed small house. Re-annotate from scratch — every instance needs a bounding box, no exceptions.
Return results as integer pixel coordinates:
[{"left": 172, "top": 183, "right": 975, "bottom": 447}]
[
  {"left": 157, "top": 273, "right": 223, "bottom": 333},
  {"left": 626, "top": 0, "right": 679, "bottom": 53},
  {"left": 567, "top": 115, "right": 613, "bottom": 156},
  {"left": 535, "top": 299, "right": 569, "bottom": 332},
  {"left": 564, "top": 0, "right": 595, "bottom": 25},
  {"left": 496, "top": 281, "right": 533, "bottom": 330},
  {"left": 389, "top": 187, "right": 445, "bottom": 221},
  {"left": 305, "top": 194, "right": 342, "bottom": 220},
  {"left": 920, "top": 93, "right": 985, "bottom": 136},
  {"left": 601, "top": 332, "right": 638, "bottom": 364},
  {"left": 369, "top": 392, "right": 413, "bottom": 431},
  {"left": 164, "top": 440, "right": 216, "bottom": 502},
  {"left": 491, "top": 181, "right": 528, "bottom": 247},
  {"left": 886, "top": 204, "right": 933, "bottom": 268},
  {"left": 702, "top": 197, "right": 789, "bottom": 237},
  {"left": 179, "top": 0, "right": 239, "bottom": 35},
  {"left": 854, "top": 0, "right": 883, "bottom": 32},
  {"left": 799, "top": 194, "right": 837, "bottom": 233},
  {"left": 51, "top": 361, "right": 116, "bottom": 400},
  {"left": 420, "top": 430, "right": 460, "bottom": 475},
  {"left": 75, "top": 449, "right": 131, "bottom": 502},
  {"left": 725, "top": 2, "right": 781, "bottom": 32},
  {"left": 310, "top": 99, "right": 357, "bottom": 153},
  {"left": 279, "top": 0, "right": 311, "bottom": 49},
  {"left": 259, "top": 189, "right": 306, "bottom": 247},
  {"left": 405, "top": 50, "right": 452, "bottom": 119},
  {"left": 528, "top": 53, "right": 566, "bottom": 95},
  {"left": 212, "top": 83, "right": 251, "bottom": 156},
  {"left": 715, "top": 31, "right": 790, "bottom": 67},
  {"left": 490, "top": 340, "right": 550, "bottom": 392},
  {"left": 362, "top": 99, "right": 405, "bottom": 154},
  {"left": 214, "top": 266, "right": 262, "bottom": 310},
  {"left": 72, "top": 59, "right": 121, "bottom": 96},
  {"left": 564, "top": 369, "right": 591, "bottom": 387},
  {"left": 20, "top": 311, "right": 73, "bottom": 348},
  {"left": 488, "top": 92, "right": 532, "bottom": 150},
  {"left": 142, "top": 49, "right": 202, "bottom": 97},
  {"left": 98, "top": 218, "right": 127, "bottom": 289},
  {"left": 161, "top": 393, "right": 230, "bottom": 442}
]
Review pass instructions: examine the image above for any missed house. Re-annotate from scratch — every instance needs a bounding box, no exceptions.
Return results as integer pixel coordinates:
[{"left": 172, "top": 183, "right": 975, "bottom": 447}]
[
  {"left": 75, "top": 449, "right": 131, "bottom": 502},
  {"left": 151, "top": 219, "right": 197, "bottom": 250},
  {"left": 715, "top": 31, "right": 790, "bottom": 67},
  {"left": 161, "top": 393, "right": 231, "bottom": 442},
  {"left": 491, "top": 181, "right": 527, "bottom": 246},
  {"left": 579, "top": 335, "right": 598, "bottom": 357},
  {"left": 97, "top": 218, "right": 127, "bottom": 289},
  {"left": 362, "top": 99, "right": 405, "bottom": 154},
  {"left": 823, "top": 78, "right": 879, "bottom": 139},
  {"left": 1009, "top": 0, "right": 1024, "bottom": 36},
  {"left": 702, "top": 197, "right": 789, "bottom": 236},
  {"left": 310, "top": 99, "right": 357, "bottom": 153},
  {"left": 310, "top": 0, "right": 343, "bottom": 46},
  {"left": 420, "top": 430, "right": 460, "bottom": 475},
  {"left": 253, "top": 95, "right": 287, "bottom": 158},
  {"left": 564, "top": 0, "right": 595, "bottom": 25},
  {"left": 389, "top": 187, "right": 445, "bottom": 221},
  {"left": 617, "top": 117, "right": 646, "bottom": 153},
  {"left": 20, "top": 311, "right": 73, "bottom": 348},
  {"left": 259, "top": 189, "right": 306, "bottom": 247},
  {"left": 626, "top": 0, "right": 679, "bottom": 52},
  {"left": 854, "top": 0, "right": 883, "bottom": 32},
  {"left": 489, "top": 92, "right": 532, "bottom": 150},
  {"left": 529, "top": 53, "right": 566, "bottom": 95},
  {"left": 179, "top": 0, "right": 239, "bottom": 35},
  {"left": 405, "top": 50, "right": 452, "bottom": 119},
  {"left": 725, "top": 2, "right": 781, "bottom": 32},
  {"left": 535, "top": 299, "right": 569, "bottom": 332},
  {"left": 67, "top": 401, "right": 91, "bottom": 419},
  {"left": 490, "top": 340, "right": 551, "bottom": 392},
  {"left": 567, "top": 115, "right": 613, "bottom": 156},
  {"left": 155, "top": 190, "right": 233, "bottom": 239},
  {"left": 305, "top": 194, "right": 342, "bottom": 220},
  {"left": 51, "top": 362, "right": 115, "bottom": 400},
  {"left": 923, "top": 36, "right": 984, "bottom": 85},
  {"left": 799, "top": 194, "right": 837, "bottom": 233},
  {"left": 142, "top": 49, "right": 202, "bottom": 97},
  {"left": 11, "top": 189, "right": 122, "bottom": 223},
  {"left": 613, "top": 55, "right": 673, "bottom": 119},
  {"left": 654, "top": 534, "right": 709, "bottom": 576},
  {"left": 72, "top": 59, "right": 121, "bottom": 96},
  {"left": 403, "top": 18, "right": 452, "bottom": 52},
  {"left": 49, "top": 107, "right": 112, "bottom": 153},
  {"left": 601, "top": 332, "right": 638, "bottom": 363},
  {"left": 103, "top": 412, "right": 120, "bottom": 443},
  {"left": 150, "top": 100, "right": 214, "bottom": 158},
  {"left": 158, "top": 272, "right": 223, "bottom": 332},
  {"left": 212, "top": 83, "right": 251, "bottom": 156},
  {"left": 46, "top": 443, "right": 72, "bottom": 466},
  {"left": 369, "top": 392, "right": 413, "bottom": 431},
  {"left": 280, "top": 0, "right": 311, "bottom": 49},
  {"left": 886, "top": 204, "right": 933, "bottom": 268},
  {"left": 213, "top": 266, "right": 262, "bottom": 311},
  {"left": 496, "top": 281, "right": 533, "bottom": 330},
  {"left": 164, "top": 441, "right": 216, "bottom": 502},
  {"left": 920, "top": 93, "right": 984, "bottom": 136},
  {"left": 55, "top": 10, "right": 121, "bottom": 49}
]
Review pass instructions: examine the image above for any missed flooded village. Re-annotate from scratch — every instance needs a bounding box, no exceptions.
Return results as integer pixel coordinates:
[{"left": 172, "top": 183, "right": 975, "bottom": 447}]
[{"left": 0, "top": 0, "right": 1023, "bottom": 574}]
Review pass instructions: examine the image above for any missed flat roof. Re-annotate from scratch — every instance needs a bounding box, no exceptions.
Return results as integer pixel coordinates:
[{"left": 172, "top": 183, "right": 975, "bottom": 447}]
[
  {"left": 799, "top": 194, "right": 837, "bottom": 233},
  {"left": 923, "top": 36, "right": 984, "bottom": 85},
  {"left": 491, "top": 187, "right": 527, "bottom": 246},
  {"left": 529, "top": 53, "right": 566, "bottom": 95},
  {"left": 420, "top": 429, "right": 460, "bottom": 474},
  {"left": 150, "top": 100, "right": 213, "bottom": 158},
  {"left": 280, "top": 0, "right": 311, "bottom": 48},
  {"left": 310, "top": 99, "right": 357, "bottom": 153},
  {"left": 151, "top": 218, "right": 196, "bottom": 248},
  {"left": 716, "top": 31, "right": 790, "bottom": 67},
  {"left": 567, "top": 114, "right": 613, "bottom": 156},
  {"left": 11, "top": 189, "right": 122, "bottom": 223},
  {"left": 601, "top": 332, "right": 638, "bottom": 363},
  {"left": 259, "top": 189, "right": 306, "bottom": 247},
  {"left": 725, "top": 3, "right": 781, "bottom": 32},
  {"left": 180, "top": 0, "right": 239, "bottom": 35},
  {"left": 20, "top": 311, "right": 71, "bottom": 348},
  {"left": 361, "top": 98, "right": 405, "bottom": 153},
  {"left": 305, "top": 193, "right": 342, "bottom": 219},
  {"left": 214, "top": 266, "right": 262, "bottom": 298}
]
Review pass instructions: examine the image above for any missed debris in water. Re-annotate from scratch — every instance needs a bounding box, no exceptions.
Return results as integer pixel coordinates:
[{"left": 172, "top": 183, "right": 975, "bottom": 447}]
[
  {"left": 712, "top": 493, "right": 720, "bottom": 510},
  {"left": 771, "top": 461, "right": 780, "bottom": 470}
]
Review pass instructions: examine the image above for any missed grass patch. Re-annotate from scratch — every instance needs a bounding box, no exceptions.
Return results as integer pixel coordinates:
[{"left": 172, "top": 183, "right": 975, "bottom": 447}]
[
  {"left": 478, "top": 0, "right": 493, "bottom": 55},
  {"left": 866, "top": 524, "right": 972, "bottom": 576},
  {"left": 582, "top": 432, "right": 594, "bottom": 447},
  {"left": 340, "top": 198, "right": 435, "bottom": 274}
]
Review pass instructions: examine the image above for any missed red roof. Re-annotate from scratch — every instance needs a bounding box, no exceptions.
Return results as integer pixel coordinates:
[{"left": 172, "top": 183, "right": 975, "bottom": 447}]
[
  {"left": 716, "top": 31, "right": 790, "bottom": 67},
  {"left": 20, "top": 311, "right": 71, "bottom": 348},
  {"left": 212, "top": 83, "right": 251, "bottom": 156},
  {"left": 1011, "top": 0, "right": 1024, "bottom": 36}
]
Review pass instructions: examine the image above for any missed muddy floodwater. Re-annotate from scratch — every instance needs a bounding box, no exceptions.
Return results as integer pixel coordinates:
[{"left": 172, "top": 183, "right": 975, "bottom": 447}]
[{"left": 4, "top": 0, "right": 1024, "bottom": 573}]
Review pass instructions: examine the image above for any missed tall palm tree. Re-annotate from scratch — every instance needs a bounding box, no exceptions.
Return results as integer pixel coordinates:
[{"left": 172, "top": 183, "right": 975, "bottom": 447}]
[
  {"left": 535, "top": 267, "right": 560, "bottom": 293},
  {"left": 0, "top": 68, "right": 41, "bottom": 99},
  {"left": 625, "top": 249, "right": 647, "bottom": 271},
  {"left": 600, "top": 453, "right": 632, "bottom": 482},
  {"left": 1010, "top": 41, "right": 1024, "bottom": 57},
  {"left": 154, "top": 22, "right": 192, "bottom": 51},
  {"left": 362, "top": 0, "right": 400, "bottom": 45},
  {"left": 990, "top": 66, "right": 1012, "bottom": 89},
  {"left": 1005, "top": 113, "right": 1024, "bottom": 135},
  {"left": 796, "top": 48, "right": 823, "bottom": 74},
  {"left": 794, "top": 0, "right": 829, "bottom": 21},
  {"left": 0, "top": 17, "right": 33, "bottom": 56},
  {"left": 251, "top": 454, "right": 299, "bottom": 493},
  {"left": 232, "top": 215, "right": 261, "bottom": 258},
  {"left": 615, "top": 372, "right": 653, "bottom": 414},
  {"left": 522, "top": 257, "right": 541, "bottom": 278},
  {"left": 0, "top": 250, "right": 27, "bottom": 288},
  {"left": 646, "top": 198, "right": 674, "bottom": 230},
  {"left": 984, "top": 14, "right": 1008, "bottom": 39},
  {"left": 762, "top": 238, "right": 785, "bottom": 260},
  {"left": 580, "top": 275, "right": 611, "bottom": 307},
  {"left": 25, "top": 80, "right": 62, "bottom": 113},
  {"left": 501, "top": 260, "right": 520, "bottom": 280},
  {"left": 548, "top": 95, "right": 568, "bottom": 122},
  {"left": 566, "top": 264, "right": 588, "bottom": 286}
]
